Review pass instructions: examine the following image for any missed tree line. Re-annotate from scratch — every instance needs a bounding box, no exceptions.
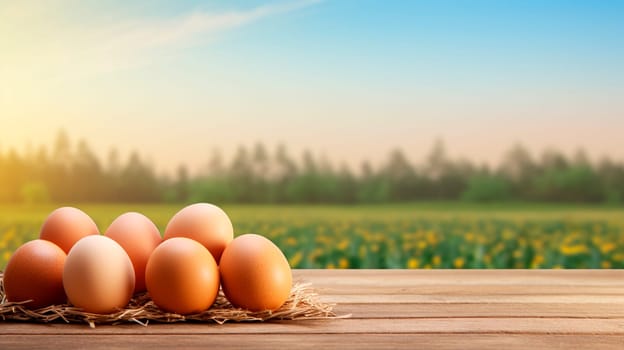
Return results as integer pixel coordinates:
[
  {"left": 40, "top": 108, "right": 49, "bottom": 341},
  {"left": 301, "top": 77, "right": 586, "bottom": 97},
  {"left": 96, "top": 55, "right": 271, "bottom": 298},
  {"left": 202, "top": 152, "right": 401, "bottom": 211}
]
[{"left": 1, "top": 131, "right": 623, "bottom": 204}]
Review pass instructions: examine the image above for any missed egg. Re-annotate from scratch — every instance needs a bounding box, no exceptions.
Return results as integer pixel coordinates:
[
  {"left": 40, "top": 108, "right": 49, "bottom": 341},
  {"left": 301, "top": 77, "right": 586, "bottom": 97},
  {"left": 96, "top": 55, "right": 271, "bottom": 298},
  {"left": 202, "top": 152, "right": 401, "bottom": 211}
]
[
  {"left": 39, "top": 207, "right": 99, "bottom": 254},
  {"left": 63, "top": 235, "right": 135, "bottom": 314},
  {"left": 163, "top": 203, "right": 233, "bottom": 263},
  {"left": 3, "top": 240, "right": 67, "bottom": 309},
  {"left": 219, "top": 234, "right": 292, "bottom": 311},
  {"left": 105, "top": 212, "right": 162, "bottom": 293},
  {"left": 145, "top": 237, "right": 219, "bottom": 315}
]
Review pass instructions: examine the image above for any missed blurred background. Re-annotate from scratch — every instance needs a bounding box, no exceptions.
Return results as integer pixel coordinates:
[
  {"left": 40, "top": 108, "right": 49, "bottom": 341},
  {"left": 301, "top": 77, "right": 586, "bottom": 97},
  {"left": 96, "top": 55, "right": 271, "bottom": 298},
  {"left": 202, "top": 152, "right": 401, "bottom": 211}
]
[{"left": 1, "top": 0, "right": 623, "bottom": 269}]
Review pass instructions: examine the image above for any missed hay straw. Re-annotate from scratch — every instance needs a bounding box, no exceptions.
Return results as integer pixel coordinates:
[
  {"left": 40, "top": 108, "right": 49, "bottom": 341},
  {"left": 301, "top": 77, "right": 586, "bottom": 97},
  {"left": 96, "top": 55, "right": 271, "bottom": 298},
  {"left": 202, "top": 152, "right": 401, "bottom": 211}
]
[{"left": 0, "top": 272, "right": 343, "bottom": 328}]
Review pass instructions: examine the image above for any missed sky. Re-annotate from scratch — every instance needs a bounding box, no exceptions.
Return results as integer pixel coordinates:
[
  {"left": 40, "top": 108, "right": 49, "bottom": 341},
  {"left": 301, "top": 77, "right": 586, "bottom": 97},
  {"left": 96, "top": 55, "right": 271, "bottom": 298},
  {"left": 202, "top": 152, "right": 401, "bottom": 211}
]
[{"left": 1, "top": 0, "right": 623, "bottom": 174}]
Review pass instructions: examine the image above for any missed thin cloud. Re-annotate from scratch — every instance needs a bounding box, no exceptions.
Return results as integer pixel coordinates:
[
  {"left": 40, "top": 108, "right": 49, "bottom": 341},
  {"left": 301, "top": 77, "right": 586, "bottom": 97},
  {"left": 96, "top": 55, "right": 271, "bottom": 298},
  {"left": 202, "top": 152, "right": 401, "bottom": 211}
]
[
  {"left": 93, "top": 0, "right": 322, "bottom": 61},
  {"left": 1, "top": 0, "right": 322, "bottom": 81}
]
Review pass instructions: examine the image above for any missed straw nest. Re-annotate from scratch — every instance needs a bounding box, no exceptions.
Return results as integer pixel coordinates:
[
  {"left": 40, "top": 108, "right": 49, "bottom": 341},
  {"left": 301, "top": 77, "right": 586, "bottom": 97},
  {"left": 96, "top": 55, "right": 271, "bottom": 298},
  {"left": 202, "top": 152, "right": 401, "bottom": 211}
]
[{"left": 0, "top": 272, "right": 341, "bottom": 328}]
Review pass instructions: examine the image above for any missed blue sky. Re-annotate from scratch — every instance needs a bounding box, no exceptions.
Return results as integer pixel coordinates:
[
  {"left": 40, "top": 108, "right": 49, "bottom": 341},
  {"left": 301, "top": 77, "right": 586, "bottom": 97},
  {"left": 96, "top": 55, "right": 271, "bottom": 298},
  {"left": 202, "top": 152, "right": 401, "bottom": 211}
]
[{"left": 1, "top": 0, "right": 623, "bottom": 173}]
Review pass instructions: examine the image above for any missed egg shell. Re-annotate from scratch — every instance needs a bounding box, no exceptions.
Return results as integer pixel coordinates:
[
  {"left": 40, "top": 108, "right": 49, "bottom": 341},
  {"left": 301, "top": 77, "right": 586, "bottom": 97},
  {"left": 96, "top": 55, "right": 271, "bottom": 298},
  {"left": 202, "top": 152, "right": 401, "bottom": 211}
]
[
  {"left": 3, "top": 240, "right": 67, "bottom": 309},
  {"left": 39, "top": 207, "right": 99, "bottom": 254},
  {"left": 145, "top": 237, "right": 220, "bottom": 315},
  {"left": 63, "top": 235, "right": 135, "bottom": 314},
  {"left": 219, "top": 234, "right": 292, "bottom": 311},
  {"left": 105, "top": 212, "right": 162, "bottom": 293},
  {"left": 163, "top": 203, "right": 233, "bottom": 263}
]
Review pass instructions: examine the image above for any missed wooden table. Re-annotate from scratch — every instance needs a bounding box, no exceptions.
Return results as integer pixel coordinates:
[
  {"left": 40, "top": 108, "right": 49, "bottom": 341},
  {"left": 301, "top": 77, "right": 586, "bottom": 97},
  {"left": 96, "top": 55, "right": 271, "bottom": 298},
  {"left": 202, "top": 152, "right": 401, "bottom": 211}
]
[{"left": 1, "top": 270, "right": 623, "bottom": 349}]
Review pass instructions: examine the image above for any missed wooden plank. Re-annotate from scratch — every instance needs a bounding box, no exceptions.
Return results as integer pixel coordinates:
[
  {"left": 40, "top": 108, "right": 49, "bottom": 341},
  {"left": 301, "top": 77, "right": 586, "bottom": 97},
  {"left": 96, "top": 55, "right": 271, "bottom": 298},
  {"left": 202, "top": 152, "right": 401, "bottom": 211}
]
[
  {"left": 1, "top": 334, "right": 624, "bottom": 350},
  {"left": 334, "top": 303, "right": 624, "bottom": 318},
  {"left": 320, "top": 294, "right": 624, "bottom": 304},
  {"left": 311, "top": 285, "right": 624, "bottom": 295},
  {"left": 294, "top": 269, "right": 624, "bottom": 287},
  {"left": 1, "top": 318, "right": 623, "bottom": 335}
]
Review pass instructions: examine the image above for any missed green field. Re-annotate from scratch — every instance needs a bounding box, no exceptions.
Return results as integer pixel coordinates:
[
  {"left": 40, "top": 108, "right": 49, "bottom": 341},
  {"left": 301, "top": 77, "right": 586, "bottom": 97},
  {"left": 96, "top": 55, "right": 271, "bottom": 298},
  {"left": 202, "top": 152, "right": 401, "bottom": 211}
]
[{"left": 1, "top": 203, "right": 623, "bottom": 270}]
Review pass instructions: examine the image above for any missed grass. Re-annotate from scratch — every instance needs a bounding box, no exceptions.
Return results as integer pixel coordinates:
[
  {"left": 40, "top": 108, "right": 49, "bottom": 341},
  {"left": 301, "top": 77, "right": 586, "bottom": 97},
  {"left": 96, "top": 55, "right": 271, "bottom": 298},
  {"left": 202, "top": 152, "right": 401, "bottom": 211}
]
[{"left": 1, "top": 202, "right": 623, "bottom": 270}]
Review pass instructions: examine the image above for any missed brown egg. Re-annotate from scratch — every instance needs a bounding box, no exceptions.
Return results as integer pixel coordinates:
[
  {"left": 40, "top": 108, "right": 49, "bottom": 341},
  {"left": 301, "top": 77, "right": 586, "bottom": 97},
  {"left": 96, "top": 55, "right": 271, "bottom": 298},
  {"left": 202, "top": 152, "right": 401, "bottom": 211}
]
[
  {"left": 105, "top": 212, "right": 162, "bottom": 293},
  {"left": 39, "top": 207, "right": 99, "bottom": 254},
  {"left": 3, "top": 240, "right": 67, "bottom": 309},
  {"left": 219, "top": 234, "right": 292, "bottom": 311},
  {"left": 163, "top": 203, "right": 233, "bottom": 263},
  {"left": 63, "top": 235, "right": 135, "bottom": 314},
  {"left": 145, "top": 237, "right": 219, "bottom": 315}
]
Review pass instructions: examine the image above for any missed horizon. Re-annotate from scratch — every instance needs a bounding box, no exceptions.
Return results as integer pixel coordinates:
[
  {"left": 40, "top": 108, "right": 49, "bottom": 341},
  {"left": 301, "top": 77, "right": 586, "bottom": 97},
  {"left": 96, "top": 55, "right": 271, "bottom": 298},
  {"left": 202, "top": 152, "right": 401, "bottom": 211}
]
[{"left": 2, "top": 0, "right": 623, "bottom": 174}]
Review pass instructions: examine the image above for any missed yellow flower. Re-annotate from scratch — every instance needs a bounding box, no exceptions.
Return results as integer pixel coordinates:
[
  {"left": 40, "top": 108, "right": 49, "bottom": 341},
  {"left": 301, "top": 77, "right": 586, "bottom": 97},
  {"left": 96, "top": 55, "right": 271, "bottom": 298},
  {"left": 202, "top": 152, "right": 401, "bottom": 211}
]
[
  {"left": 326, "top": 263, "right": 336, "bottom": 269},
  {"left": 560, "top": 244, "right": 588, "bottom": 256},
  {"left": 601, "top": 261, "right": 612, "bottom": 269},
  {"left": 502, "top": 229, "right": 515, "bottom": 240},
  {"left": 426, "top": 231, "right": 438, "bottom": 245},
  {"left": 338, "top": 240, "right": 349, "bottom": 251},
  {"left": 592, "top": 236, "right": 602, "bottom": 246},
  {"left": 432, "top": 255, "right": 441, "bottom": 266},
  {"left": 465, "top": 232, "right": 475, "bottom": 242},
  {"left": 2, "top": 251, "right": 11, "bottom": 262},
  {"left": 358, "top": 246, "right": 367, "bottom": 258},
  {"left": 494, "top": 242, "right": 505, "bottom": 252},
  {"left": 483, "top": 254, "right": 492, "bottom": 264},
  {"left": 2, "top": 228, "right": 15, "bottom": 243},
  {"left": 417, "top": 240, "right": 427, "bottom": 250},
  {"left": 338, "top": 258, "right": 349, "bottom": 269},
  {"left": 288, "top": 251, "right": 303, "bottom": 267},
  {"left": 310, "top": 248, "right": 323, "bottom": 260},
  {"left": 407, "top": 258, "right": 419, "bottom": 269},
  {"left": 286, "top": 237, "right": 298, "bottom": 246},
  {"left": 600, "top": 242, "right": 616, "bottom": 254},
  {"left": 453, "top": 257, "right": 465, "bottom": 269}
]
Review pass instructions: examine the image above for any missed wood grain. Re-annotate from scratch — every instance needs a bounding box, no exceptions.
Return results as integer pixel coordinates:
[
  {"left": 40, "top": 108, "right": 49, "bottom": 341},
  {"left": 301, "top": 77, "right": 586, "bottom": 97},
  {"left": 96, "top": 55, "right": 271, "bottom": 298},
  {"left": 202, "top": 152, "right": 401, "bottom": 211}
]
[
  {"left": 1, "top": 334, "right": 624, "bottom": 350},
  {"left": 1, "top": 269, "right": 623, "bottom": 349}
]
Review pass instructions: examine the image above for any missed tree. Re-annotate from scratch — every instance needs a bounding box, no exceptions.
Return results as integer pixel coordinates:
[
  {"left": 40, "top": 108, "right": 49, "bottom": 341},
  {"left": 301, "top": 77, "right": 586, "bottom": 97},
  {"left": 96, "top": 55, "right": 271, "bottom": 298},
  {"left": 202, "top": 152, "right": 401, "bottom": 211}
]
[
  {"left": 175, "top": 165, "right": 190, "bottom": 202},
  {"left": 357, "top": 161, "right": 390, "bottom": 203},
  {"left": 272, "top": 144, "right": 298, "bottom": 202},
  {"left": 598, "top": 158, "right": 624, "bottom": 204},
  {"left": 426, "top": 139, "right": 448, "bottom": 179},
  {"left": 462, "top": 174, "right": 511, "bottom": 202},
  {"left": 117, "top": 151, "right": 161, "bottom": 202},
  {"left": 205, "top": 148, "right": 225, "bottom": 177},
  {"left": 48, "top": 130, "right": 72, "bottom": 201},
  {"left": 287, "top": 150, "right": 320, "bottom": 202},
  {"left": 228, "top": 146, "right": 254, "bottom": 202},
  {"left": 532, "top": 166, "right": 604, "bottom": 202},
  {"left": 499, "top": 144, "right": 536, "bottom": 200},
  {"left": 381, "top": 149, "right": 417, "bottom": 201},
  {"left": 71, "top": 139, "right": 104, "bottom": 201},
  {"left": 336, "top": 163, "right": 358, "bottom": 203},
  {"left": 251, "top": 142, "right": 270, "bottom": 202}
]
